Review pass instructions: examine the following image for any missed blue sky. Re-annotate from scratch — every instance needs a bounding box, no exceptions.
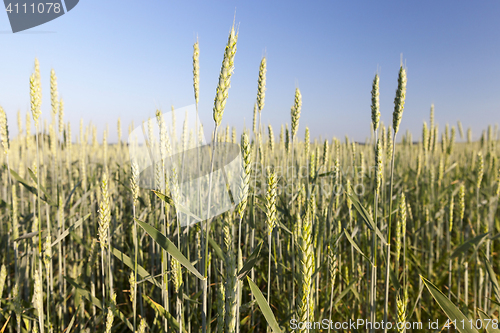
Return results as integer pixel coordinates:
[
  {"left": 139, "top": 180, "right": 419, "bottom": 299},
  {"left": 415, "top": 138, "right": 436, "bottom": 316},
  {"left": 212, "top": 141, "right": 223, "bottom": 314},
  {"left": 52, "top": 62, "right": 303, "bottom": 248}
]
[{"left": 0, "top": 0, "right": 499, "bottom": 143}]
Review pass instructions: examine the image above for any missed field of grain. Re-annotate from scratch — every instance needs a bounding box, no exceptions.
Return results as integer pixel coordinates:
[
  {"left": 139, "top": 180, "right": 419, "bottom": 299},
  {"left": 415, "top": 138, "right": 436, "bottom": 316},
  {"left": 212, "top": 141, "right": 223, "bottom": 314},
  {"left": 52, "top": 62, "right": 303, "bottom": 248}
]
[{"left": 0, "top": 25, "right": 499, "bottom": 333}]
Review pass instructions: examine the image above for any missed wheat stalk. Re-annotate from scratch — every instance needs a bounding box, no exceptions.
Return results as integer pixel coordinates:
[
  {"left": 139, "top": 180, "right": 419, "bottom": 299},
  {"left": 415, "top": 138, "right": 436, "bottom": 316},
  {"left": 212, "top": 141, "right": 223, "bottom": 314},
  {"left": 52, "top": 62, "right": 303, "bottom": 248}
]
[
  {"left": 130, "top": 158, "right": 140, "bottom": 331},
  {"left": 203, "top": 23, "right": 238, "bottom": 333},
  {"left": 384, "top": 65, "right": 407, "bottom": 333},
  {"left": 223, "top": 213, "right": 237, "bottom": 333}
]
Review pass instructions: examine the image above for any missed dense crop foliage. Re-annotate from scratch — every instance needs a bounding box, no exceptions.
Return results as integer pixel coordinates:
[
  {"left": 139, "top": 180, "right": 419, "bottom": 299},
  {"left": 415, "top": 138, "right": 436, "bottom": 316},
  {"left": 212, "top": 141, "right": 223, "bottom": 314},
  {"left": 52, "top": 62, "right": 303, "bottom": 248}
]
[{"left": 0, "top": 26, "right": 499, "bottom": 333}]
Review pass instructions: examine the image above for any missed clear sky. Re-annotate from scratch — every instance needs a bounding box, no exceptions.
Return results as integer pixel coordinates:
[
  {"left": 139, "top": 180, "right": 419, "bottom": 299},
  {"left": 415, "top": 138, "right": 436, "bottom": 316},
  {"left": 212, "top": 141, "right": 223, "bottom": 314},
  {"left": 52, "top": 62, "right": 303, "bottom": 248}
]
[{"left": 1, "top": 0, "right": 499, "bottom": 143}]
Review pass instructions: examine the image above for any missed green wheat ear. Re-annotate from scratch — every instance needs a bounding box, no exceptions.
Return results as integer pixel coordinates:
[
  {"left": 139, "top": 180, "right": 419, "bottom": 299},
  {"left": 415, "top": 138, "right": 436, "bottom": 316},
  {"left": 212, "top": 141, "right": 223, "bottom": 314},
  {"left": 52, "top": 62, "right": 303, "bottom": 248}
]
[
  {"left": 327, "top": 245, "right": 337, "bottom": 288},
  {"left": 217, "top": 283, "right": 225, "bottom": 333},
  {"left": 304, "top": 127, "right": 310, "bottom": 158},
  {"left": 285, "top": 124, "right": 290, "bottom": 154},
  {"left": 138, "top": 318, "right": 147, "bottom": 333},
  {"left": 291, "top": 88, "right": 302, "bottom": 139},
  {"left": 30, "top": 73, "right": 41, "bottom": 126},
  {"left": 213, "top": 24, "right": 238, "bottom": 127},
  {"left": 50, "top": 69, "right": 58, "bottom": 118},
  {"left": 98, "top": 168, "right": 111, "bottom": 249},
  {"left": 171, "top": 258, "right": 182, "bottom": 294},
  {"left": 396, "top": 294, "right": 407, "bottom": 333},
  {"left": 265, "top": 168, "right": 278, "bottom": 235},
  {"left": 268, "top": 124, "right": 274, "bottom": 152},
  {"left": 17, "top": 110, "right": 22, "bottom": 137},
  {"left": 193, "top": 39, "right": 200, "bottom": 106},
  {"left": 449, "top": 194, "right": 454, "bottom": 232},
  {"left": 33, "top": 269, "right": 45, "bottom": 333},
  {"left": 371, "top": 73, "right": 380, "bottom": 132},
  {"left": 104, "top": 292, "right": 116, "bottom": 333},
  {"left": 59, "top": 98, "right": 64, "bottom": 136},
  {"left": 477, "top": 152, "right": 484, "bottom": 189},
  {"left": 252, "top": 103, "right": 258, "bottom": 135},
  {"left": 128, "top": 271, "right": 135, "bottom": 304},
  {"left": 392, "top": 66, "right": 407, "bottom": 134},
  {"left": 0, "top": 264, "right": 6, "bottom": 298},
  {"left": 257, "top": 56, "right": 267, "bottom": 112},
  {"left": 323, "top": 139, "right": 329, "bottom": 166},
  {"left": 458, "top": 183, "right": 465, "bottom": 221},
  {"left": 0, "top": 107, "right": 9, "bottom": 155},
  {"left": 297, "top": 197, "right": 314, "bottom": 332},
  {"left": 236, "top": 132, "right": 252, "bottom": 219}
]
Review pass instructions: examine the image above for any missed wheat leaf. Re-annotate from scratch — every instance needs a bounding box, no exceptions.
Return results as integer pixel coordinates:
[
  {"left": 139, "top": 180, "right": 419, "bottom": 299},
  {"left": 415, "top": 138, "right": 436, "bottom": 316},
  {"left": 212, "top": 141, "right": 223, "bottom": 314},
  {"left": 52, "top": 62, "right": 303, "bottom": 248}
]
[
  {"left": 135, "top": 218, "right": 204, "bottom": 280},
  {"left": 421, "top": 275, "right": 479, "bottom": 333},
  {"left": 247, "top": 276, "right": 282, "bottom": 333}
]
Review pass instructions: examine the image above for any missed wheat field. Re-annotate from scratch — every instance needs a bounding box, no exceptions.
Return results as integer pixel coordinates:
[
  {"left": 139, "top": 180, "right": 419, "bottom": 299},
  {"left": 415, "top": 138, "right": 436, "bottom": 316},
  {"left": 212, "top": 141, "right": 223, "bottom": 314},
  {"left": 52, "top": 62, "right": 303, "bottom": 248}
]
[{"left": 0, "top": 25, "right": 499, "bottom": 333}]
